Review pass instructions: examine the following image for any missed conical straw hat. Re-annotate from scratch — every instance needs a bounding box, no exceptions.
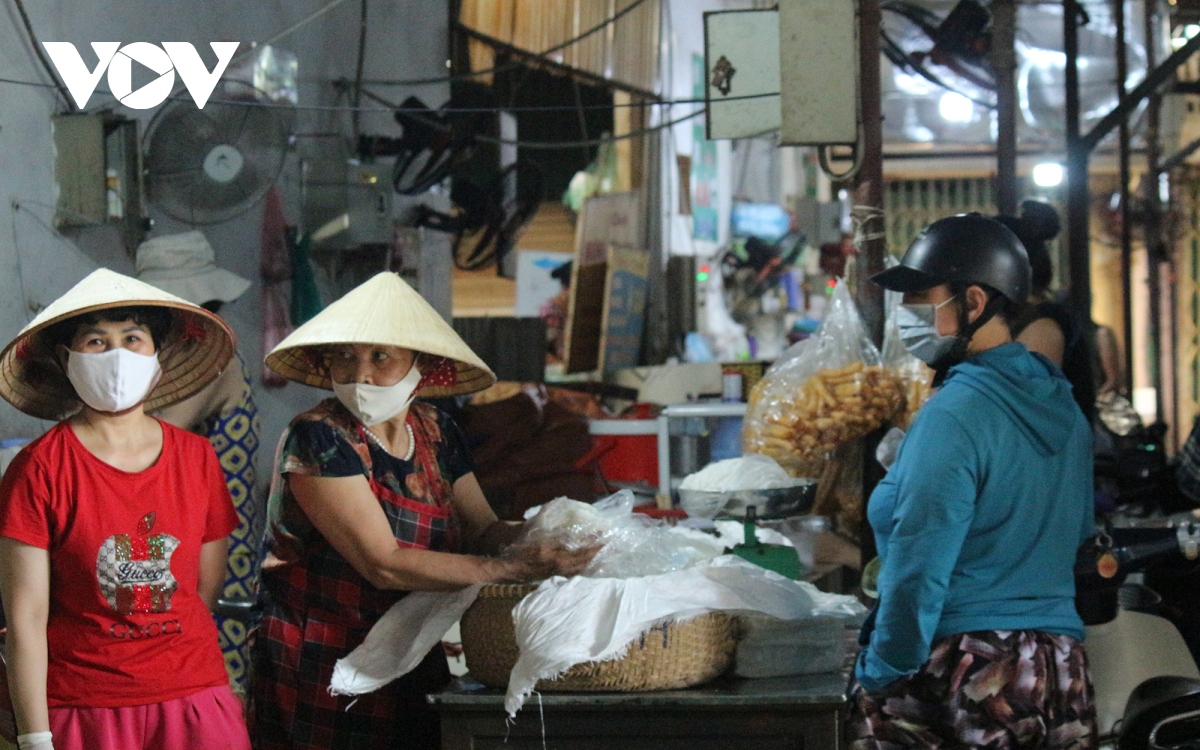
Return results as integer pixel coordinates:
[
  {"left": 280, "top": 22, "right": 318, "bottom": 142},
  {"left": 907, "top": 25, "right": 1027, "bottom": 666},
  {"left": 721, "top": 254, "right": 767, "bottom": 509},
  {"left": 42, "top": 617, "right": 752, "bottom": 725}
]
[
  {"left": 0, "top": 268, "right": 236, "bottom": 421},
  {"left": 265, "top": 272, "right": 496, "bottom": 397}
]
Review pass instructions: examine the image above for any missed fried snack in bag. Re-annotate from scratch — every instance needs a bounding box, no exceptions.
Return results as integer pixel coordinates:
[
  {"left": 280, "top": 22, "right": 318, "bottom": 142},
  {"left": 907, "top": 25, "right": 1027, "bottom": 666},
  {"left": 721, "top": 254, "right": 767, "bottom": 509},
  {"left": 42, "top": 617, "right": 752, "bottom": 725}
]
[
  {"left": 812, "top": 438, "right": 865, "bottom": 542},
  {"left": 743, "top": 281, "right": 904, "bottom": 474}
]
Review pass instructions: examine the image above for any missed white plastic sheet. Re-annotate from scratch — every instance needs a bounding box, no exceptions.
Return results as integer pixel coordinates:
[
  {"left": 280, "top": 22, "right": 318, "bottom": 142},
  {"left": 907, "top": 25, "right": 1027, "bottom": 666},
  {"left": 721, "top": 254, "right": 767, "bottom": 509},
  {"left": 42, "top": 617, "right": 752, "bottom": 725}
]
[{"left": 518, "top": 492, "right": 727, "bottom": 578}]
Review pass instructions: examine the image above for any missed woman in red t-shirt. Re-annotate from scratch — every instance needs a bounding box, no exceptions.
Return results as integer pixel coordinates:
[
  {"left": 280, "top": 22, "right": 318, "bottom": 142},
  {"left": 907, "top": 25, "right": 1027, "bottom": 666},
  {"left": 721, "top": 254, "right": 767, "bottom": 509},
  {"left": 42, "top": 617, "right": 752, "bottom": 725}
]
[{"left": 0, "top": 270, "right": 250, "bottom": 750}]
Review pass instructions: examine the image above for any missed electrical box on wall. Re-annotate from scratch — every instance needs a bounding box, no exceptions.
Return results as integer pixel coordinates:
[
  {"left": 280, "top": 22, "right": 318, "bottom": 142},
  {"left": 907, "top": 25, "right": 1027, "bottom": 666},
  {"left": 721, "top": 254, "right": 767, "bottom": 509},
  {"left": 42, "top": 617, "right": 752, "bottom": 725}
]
[
  {"left": 302, "top": 155, "right": 452, "bottom": 322},
  {"left": 778, "top": 0, "right": 858, "bottom": 146},
  {"left": 302, "top": 157, "right": 395, "bottom": 249},
  {"left": 52, "top": 113, "right": 145, "bottom": 247},
  {"left": 703, "top": 2, "right": 857, "bottom": 145},
  {"left": 704, "top": 9, "right": 781, "bottom": 139},
  {"left": 791, "top": 197, "right": 843, "bottom": 246},
  {"left": 54, "top": 115, "right": 105, "bottom": 227}
]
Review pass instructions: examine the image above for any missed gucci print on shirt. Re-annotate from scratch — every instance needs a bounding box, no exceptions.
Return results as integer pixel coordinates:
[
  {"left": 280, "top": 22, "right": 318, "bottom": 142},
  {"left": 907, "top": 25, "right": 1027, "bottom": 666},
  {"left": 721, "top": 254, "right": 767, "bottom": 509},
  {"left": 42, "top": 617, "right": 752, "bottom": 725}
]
[{"left": 96, "top": 511, "right": 180, "bottom": 614}]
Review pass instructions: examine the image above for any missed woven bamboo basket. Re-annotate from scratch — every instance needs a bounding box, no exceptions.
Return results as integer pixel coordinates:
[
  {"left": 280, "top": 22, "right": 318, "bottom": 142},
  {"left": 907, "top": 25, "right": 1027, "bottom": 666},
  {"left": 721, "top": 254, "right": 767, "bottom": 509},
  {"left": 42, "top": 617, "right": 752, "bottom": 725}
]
[{"left": 460, "top": 583, "right": 738, "bottom": 692}]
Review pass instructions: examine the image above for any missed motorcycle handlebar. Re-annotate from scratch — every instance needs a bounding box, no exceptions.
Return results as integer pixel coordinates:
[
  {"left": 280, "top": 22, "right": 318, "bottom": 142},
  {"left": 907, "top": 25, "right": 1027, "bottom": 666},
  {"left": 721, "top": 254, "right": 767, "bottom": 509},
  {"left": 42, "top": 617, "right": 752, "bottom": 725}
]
[{"left": 1079, "top": 516, "right": 1200, "bottom": 577}]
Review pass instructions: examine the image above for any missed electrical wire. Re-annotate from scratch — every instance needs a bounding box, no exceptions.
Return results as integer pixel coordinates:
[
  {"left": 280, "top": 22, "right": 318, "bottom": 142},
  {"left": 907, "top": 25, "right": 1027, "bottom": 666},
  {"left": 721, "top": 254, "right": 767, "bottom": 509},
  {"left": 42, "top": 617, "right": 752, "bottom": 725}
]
[
  {"left": 360, "top": 0, "right": 653, "bottom": 87},
  {"left": 9, "top": 0, "right": 73, "bottom": 110},
  {"left": 351, "top": 0, "right": 369, "bottom": 139},
  {"left": 80, "top": 0, "right": 358, "bottom": 114},
  {"left": 475, "top": 107, "right": 704, "bottom": 149},
  {"left": 0, "top": 72, "right": 782, "bottom": 112},
  {"left": 7, "top": 202, "right": 34, "bottom": 325},
  {"left": 0, "top": 69, "right": 752, "bottom": 148},
  {"left": 258, "top": 0, "right": 357, "bottom": 49},
  {"left": 571, "top": 76, "right": 591, "bottom": 162},
  {"left": 357, "top": 85, "right": 704, "bottom": 149}
]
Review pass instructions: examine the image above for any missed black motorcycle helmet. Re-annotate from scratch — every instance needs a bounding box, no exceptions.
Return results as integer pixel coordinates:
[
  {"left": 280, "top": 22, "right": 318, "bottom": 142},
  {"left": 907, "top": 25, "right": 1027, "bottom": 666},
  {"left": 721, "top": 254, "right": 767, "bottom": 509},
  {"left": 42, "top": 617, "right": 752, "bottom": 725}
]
[
  {"left": 870, "top": 213, "right": 1031, "bottom": 305},
  {"left": 872, "top": 214, "right": 1032, "bottom": 380}
]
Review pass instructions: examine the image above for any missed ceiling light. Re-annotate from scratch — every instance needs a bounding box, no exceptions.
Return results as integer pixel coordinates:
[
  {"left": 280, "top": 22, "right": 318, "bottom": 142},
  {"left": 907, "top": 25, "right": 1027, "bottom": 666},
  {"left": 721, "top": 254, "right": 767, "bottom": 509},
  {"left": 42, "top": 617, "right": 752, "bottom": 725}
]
[
  {"left": 1032, "top": 162, "right": 1064, "bottom": 187},
  {"left": 938, "top": 92, "right": 974, "bottom": 123}
]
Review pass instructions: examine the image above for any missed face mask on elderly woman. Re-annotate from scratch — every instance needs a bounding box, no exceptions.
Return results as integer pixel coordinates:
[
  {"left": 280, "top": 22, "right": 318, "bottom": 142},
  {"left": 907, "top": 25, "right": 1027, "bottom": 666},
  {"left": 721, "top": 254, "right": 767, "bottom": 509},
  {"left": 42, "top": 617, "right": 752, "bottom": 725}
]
[{"left": 332, "top": 358, "right": 422, "bottom": 425}]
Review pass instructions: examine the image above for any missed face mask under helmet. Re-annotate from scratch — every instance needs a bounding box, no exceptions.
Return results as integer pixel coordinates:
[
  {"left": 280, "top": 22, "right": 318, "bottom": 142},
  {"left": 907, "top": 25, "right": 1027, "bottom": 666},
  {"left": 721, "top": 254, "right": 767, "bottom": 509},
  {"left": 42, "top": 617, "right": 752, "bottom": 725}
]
[
  {"left": 870, "top": 213, "right": 1032, "bottom": 384},
  {"left": 895, "top": 290, "right": 1009, "bottom": 384}
]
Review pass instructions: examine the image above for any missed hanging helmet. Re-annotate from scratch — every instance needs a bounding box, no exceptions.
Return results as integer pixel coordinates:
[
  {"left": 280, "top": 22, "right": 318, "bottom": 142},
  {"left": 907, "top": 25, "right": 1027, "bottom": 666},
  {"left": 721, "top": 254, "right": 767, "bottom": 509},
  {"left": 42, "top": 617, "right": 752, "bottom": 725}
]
[{"left": 870, "top": 213, "right": 1031, "bottom": 304}]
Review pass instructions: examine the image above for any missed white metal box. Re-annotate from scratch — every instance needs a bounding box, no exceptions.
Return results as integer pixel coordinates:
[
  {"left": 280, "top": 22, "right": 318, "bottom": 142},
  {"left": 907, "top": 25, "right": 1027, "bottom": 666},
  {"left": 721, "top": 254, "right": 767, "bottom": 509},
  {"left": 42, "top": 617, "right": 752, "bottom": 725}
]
[{"left": 779, "top": 0, "right": 858, "bottom": 146}]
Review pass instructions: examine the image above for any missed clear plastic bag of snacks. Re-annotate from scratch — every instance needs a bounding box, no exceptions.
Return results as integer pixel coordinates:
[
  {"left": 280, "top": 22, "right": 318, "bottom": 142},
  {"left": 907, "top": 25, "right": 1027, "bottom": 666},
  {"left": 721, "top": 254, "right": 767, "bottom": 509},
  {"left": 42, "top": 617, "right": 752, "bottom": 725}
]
[{"left": 743, "top": 281, "right": 903, "bottom": 475}]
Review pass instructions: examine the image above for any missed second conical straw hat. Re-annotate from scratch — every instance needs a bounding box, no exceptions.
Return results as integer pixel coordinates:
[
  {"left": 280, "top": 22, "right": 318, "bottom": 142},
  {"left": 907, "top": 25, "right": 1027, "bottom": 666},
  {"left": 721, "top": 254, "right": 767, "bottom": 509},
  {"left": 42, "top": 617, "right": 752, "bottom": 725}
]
[{"left": 265, "top": 272, "right": 495, "bottom": 397}]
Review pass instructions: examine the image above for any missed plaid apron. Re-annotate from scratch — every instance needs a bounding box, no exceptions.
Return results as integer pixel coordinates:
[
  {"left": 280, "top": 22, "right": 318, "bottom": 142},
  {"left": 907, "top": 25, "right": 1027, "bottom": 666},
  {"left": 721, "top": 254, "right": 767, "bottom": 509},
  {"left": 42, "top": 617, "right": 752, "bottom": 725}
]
[{"left": 252, "top": 410, "right": 461, "bottom": 750}]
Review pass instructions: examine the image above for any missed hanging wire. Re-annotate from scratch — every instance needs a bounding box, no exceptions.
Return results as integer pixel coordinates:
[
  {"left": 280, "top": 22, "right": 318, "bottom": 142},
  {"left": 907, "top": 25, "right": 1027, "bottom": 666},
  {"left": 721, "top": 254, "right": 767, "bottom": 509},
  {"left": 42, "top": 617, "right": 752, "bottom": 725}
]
[
  {"left": 570, "top": 76, "right": 592, "bottom": 163},
  {"left": 9, "top": 0, "right": 73, "bottom": 110},
  {"left": 0, "top": 73, "right": 779, "bottom": 113},
  {"left": 818, "top": 141, "right": 863, "bottom": 182},
  {"left": 7, "top": 202, "right": 35, "bottom": 325},
  {"left": 350, "top": 0, "right": 369, "bottom": 139},
  {"left": 361, "top": 0, "right": 654, "bottom": 87},
  {"left": 356, "top": 86, "right": 705, "bottom": 150},
  {"left": 476, "top": 108, "right": 703, "bottom": 149},
  {"left": 258, "top": 0, "right": 357, "bottom": 49},
  {"left": 0, "top": 70, "right": 750, "bottom": 149},
  {"left": 79, "top": 0, "right": 358, "bottom": 114}
]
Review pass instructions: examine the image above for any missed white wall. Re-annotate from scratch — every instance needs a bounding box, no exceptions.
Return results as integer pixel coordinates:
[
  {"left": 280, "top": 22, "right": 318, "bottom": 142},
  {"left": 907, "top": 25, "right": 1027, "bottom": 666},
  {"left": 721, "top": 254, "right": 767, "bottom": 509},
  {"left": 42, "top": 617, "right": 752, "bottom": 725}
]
[{"left": 0, "top": 0, "right": 450, "bottom": 466}]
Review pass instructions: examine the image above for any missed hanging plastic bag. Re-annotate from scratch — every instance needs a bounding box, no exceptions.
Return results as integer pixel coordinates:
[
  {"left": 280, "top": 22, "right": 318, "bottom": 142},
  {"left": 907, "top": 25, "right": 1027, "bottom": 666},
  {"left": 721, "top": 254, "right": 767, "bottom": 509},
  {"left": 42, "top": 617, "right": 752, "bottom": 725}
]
[
  {"left": 562, "top": 136, "right": 617, "bottom": 213},
  {"left": 511, "top": 492, "right": 727, "bottom": 578},
  {"left": 1096, "top": 391, "right": 1143, "bottom": 437},
  {"left": 742, "top": 280, "right": 904, "bottom": 475},
  {"left": 811, "top": 438, "right": 865, "bottom": 541}
]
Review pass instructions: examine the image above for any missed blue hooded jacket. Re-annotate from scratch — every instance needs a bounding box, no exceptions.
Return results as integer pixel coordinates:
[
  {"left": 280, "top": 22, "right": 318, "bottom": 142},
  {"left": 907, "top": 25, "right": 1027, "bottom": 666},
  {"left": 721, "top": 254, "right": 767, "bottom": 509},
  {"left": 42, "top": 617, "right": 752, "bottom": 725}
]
[{"left": 856, "top": 342, "right": 1094, "bottom": 693}]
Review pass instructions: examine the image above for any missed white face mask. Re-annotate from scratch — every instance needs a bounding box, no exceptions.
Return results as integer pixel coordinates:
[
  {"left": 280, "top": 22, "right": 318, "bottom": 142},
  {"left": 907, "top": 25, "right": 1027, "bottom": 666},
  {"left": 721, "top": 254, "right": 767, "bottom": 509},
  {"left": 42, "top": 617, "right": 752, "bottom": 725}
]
[
  {"left": 895, "top": 296, "right": 960, "bottom": 367},
  {"left": 66, "top": 348, "right": 163, "bottom": 413},
  {"left": 332, "top": 360, "right": 422, "bottom": 426}
]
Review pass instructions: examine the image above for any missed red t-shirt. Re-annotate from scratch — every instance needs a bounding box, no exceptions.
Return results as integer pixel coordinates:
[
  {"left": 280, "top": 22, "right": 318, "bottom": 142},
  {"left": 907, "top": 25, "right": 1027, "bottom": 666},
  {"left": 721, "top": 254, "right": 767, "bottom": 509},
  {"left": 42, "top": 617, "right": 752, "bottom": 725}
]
[{"left": 0, "top": 420, "right": 238, "bottom": 708}]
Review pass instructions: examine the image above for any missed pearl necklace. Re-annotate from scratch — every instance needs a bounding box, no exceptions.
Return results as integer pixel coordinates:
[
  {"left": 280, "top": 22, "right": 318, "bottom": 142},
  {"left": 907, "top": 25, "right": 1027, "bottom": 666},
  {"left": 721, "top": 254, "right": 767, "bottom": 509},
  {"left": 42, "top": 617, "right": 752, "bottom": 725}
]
[{"left": 362, "top": 422, "right": 415, "bottom": 461}]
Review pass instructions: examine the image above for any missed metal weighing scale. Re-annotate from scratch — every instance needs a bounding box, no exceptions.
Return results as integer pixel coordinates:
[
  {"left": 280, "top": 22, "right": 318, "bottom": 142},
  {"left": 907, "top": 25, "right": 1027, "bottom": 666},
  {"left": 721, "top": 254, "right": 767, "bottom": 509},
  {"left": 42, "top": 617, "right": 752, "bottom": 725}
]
[
  {"left": 733, "top": 506, "right": 802, "bottom": 579},
  {"left": 659, "top": 403, "right": 819, "bottom": 580},
  {"left": 678, "top": 483, "right": 818, "bottom": 580}
]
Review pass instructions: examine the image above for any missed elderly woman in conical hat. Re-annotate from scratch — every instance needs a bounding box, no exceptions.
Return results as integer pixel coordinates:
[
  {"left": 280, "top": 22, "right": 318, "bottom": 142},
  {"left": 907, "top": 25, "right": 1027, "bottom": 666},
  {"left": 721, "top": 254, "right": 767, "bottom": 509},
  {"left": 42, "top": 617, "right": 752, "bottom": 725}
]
[
  {"left": 0, "top": 269, "right": 251, "bottom": 750},
  {"left": 252, "top": 272, "right": 595, "bottom": 750}
]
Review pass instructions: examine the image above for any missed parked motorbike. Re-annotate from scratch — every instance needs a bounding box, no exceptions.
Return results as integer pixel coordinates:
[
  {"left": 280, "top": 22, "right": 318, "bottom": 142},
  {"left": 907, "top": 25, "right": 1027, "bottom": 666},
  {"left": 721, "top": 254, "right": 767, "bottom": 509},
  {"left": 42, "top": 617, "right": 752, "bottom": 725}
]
[{"left": 1077, "top": 514, "right": 1200, "bottom": 749}]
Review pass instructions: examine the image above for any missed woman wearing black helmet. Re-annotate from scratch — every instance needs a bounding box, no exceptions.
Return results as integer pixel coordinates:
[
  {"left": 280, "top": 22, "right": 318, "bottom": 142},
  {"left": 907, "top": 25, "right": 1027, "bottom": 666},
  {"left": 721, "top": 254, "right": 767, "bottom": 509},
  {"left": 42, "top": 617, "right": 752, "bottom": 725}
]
[{"left": 850, "top": 214, "right": 1098, "bottom": 748}]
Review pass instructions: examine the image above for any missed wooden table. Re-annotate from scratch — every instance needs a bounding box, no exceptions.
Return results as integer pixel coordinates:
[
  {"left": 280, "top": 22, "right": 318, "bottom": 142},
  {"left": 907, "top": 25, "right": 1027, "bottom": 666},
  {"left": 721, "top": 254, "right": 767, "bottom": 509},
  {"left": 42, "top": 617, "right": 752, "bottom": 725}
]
[{"left": 428, "top": 673, "right": 849, "bottom": 749}]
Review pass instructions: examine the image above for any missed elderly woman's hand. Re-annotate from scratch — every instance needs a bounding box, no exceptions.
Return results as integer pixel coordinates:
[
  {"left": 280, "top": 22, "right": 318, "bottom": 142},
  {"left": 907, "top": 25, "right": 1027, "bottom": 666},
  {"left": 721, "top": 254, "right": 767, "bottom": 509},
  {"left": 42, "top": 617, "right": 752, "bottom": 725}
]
[{"left": 496, "top": 539, "right": 601, "bottom": 583}]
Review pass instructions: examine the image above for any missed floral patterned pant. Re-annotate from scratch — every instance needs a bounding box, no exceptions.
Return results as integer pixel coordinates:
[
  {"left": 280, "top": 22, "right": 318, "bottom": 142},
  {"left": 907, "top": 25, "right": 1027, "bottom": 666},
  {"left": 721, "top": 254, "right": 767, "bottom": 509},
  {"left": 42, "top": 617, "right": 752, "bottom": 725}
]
[{"left": 848, "top": 630, "right": 1098, "bottom": 750}]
